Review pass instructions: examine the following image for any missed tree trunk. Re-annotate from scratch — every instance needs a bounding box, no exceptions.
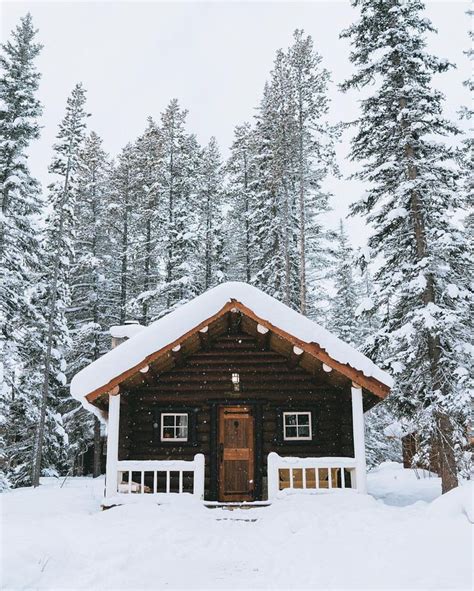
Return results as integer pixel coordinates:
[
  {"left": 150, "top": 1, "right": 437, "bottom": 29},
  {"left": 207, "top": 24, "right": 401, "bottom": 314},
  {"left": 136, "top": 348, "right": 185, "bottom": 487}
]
[{"left": 434, "top": 411, "right": 459, "bottom": 493}]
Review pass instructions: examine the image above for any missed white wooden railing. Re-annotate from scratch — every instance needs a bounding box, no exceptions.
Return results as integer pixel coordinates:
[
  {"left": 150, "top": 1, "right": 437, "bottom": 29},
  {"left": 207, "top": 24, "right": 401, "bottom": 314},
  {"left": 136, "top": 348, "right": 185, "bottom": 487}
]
[
  {"left": 108, "top": 454, "right": 205, "bottom": 502},
  {"left": 267, "top": 452, "right": 358, "bottom": 500}
]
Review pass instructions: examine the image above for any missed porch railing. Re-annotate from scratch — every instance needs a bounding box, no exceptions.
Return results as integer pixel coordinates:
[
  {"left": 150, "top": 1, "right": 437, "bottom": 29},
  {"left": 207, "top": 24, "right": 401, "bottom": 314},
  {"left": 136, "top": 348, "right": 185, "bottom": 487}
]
[
  {"left": 111, "top": 454, "right": 205, "bottom": 500},
  {"left": 267, "top": 452, "right": 357, "bottom": 500}
]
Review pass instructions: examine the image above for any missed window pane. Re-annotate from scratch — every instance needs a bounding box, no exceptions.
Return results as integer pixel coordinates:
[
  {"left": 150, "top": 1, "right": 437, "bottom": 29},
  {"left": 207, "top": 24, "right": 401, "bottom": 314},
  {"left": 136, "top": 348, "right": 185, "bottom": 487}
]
[
  {"left": 298, "top": 426, "right": 310, "bottom": 438},
  {"left": 298, "top": 414, "right": 310, "bottom": 426},
  {"left": 177, "top": 425, "right": 188, "bottom": 439},
  {"left": 162, "top": 426, "right": 175, "bottom": 438},
  {"left": 163, "top": 415, "right": 175, "bottom": 426},
  {"left": 176, "top": 415, "right": 188, "bottom": 427},
  {"left": 285, "top": 426, "right": 298, "bottom": 439},
  {"left": 285, "top": 414, "right": 297, "bottom": 426}
]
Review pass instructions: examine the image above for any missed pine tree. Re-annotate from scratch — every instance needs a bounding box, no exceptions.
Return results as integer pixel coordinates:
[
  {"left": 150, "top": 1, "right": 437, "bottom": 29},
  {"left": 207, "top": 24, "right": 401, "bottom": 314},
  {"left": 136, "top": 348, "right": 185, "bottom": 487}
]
[
  {"left": 31, "top": 83, "right": 89, "bottom": 486},
  {"left": 329, "top": 220, "right": 361, "bottom": 346},
  {"left": 233, "top": 31, "right": 336, "bottom": 315},
  {"left": 250, "top": 81, "right": 296, "bottom": 304},
  {"left": 341, "top": 0, "right": 471, "bottom": 492},
  {"left": 132, "top": 118, "right": 164, "bottom": 324},
  {"left": 288, "top": 29, "right": 336, "bottom": 314},
  {"left": 67, "top": 131, "right": 111, "bottom": 475},
  {"left": 0, "top": 14, "right": 43, "bottom": 489},
  {"left": 226, "top": 122, "right": 256, "bottom": 282},
  {"left": 198, "top": 137, "right": 227, "bottom": 289},
  {"left": 109, "top": 143, "right": 140, "bottom": 324},
  {"left": 159, "top": 99, "right": 201, "bottom": 314}
]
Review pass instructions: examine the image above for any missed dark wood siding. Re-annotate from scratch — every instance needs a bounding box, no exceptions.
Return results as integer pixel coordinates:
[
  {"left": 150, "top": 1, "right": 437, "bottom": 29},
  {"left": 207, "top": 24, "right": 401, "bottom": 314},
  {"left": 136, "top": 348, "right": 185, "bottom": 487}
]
[{"left": 118, "top": 331, "right": 354, "bottom": 499}]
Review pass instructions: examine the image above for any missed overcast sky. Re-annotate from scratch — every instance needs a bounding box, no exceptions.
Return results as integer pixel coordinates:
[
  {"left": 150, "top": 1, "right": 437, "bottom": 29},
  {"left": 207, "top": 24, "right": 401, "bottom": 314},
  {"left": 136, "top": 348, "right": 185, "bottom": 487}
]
[{"left": 2, "top": 0, "right": 471, "bottom": 248}]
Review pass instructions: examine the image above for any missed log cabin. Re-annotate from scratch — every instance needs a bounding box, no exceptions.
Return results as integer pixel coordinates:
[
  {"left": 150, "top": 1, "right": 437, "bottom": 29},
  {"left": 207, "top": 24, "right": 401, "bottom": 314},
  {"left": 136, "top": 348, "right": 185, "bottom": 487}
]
[{"left": 70, "top": 282, "right": 393, "bottom": 506}]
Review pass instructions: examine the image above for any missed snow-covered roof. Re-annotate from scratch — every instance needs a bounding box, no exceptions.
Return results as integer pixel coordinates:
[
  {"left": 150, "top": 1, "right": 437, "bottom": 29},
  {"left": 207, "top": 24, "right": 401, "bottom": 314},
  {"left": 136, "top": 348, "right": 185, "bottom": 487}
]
[{"left": 71, "top": 282, "right": 393, "bottom": 415}]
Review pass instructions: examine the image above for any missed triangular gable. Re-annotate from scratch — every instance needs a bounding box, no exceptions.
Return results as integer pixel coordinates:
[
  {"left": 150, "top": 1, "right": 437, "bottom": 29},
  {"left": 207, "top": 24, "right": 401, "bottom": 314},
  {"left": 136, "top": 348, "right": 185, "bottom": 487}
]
[{"left": 70, "top": 282, "right": 393, "bottom": 413}]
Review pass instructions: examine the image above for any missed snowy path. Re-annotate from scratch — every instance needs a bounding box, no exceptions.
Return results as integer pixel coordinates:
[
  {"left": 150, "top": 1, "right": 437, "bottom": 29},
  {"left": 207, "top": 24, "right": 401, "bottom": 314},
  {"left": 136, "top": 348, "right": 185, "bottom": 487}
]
[{"left": 1, "top": 464, "right": 472, "bottom": 590}]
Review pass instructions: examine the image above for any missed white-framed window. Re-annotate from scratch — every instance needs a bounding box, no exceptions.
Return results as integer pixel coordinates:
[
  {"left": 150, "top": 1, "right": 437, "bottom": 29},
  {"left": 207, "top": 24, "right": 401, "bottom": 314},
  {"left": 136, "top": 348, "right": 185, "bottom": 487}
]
[
  {"left": 283, "top": 411, "right": 312, "bottom": 441},
  {"left": 161, "top": 413, "right": 188, "bottom": 442}
]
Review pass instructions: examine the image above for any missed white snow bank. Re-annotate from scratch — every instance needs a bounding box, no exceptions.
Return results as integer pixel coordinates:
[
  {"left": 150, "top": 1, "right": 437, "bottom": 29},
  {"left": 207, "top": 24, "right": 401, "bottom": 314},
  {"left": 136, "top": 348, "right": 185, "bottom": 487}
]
[
  {"left": 367, "top": 461, "right": 441, "bottom": 506},
  {"left": 2, "top": 470, "right": 471, "bottom": 590},
  {"left": 428, "top": 481, "right": 474, "bottom": 523},
  {"left": 71, "top": 282, "right": 392, "bottom": 411}
]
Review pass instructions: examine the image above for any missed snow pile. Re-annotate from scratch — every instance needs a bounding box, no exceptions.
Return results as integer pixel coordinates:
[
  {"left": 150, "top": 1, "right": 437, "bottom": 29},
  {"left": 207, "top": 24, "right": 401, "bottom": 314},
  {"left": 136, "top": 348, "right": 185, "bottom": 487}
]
[
  {"left": 1, "top": 467, "right": 472, "bottom": 590},
  {"left": 367, "top": 461, "right": 442, "bottom": 506},
  {"left": 428, "top": 481, "right": 473, "bottom": 524},
  {"left": 71, "top": 282, "right": 392, "bottom": 411}
]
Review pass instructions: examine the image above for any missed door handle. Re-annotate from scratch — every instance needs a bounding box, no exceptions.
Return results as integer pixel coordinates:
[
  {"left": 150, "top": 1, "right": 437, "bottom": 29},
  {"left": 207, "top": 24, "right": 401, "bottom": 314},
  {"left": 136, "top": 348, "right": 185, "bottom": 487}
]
[{"left": 219, "top": 443, "right": 224, "bottom": 464}]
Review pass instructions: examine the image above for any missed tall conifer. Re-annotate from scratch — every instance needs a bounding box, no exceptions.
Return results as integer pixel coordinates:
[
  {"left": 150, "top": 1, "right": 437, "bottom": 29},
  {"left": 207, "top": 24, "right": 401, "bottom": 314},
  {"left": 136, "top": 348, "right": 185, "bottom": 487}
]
[
  {"left": 0, "top": 14, "right": 43, "bottom": 489},
  {"left": 31, "top": 83, "right": 89, "bottom": 486},
  {"left": 342, "top": 0, "right": 471, "bottom": 492}
]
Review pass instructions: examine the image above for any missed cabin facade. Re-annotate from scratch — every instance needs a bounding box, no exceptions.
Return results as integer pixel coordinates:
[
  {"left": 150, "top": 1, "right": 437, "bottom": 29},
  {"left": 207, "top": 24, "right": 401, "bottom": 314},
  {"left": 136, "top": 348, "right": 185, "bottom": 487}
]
[{"left": 70, "top": 282, "right": 392, "bottom": 506}]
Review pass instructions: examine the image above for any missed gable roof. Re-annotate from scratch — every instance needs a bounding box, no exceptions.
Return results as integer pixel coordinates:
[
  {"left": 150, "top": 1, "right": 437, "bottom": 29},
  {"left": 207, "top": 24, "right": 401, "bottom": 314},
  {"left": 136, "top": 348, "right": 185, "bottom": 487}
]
[{"left": 70, "top": 282, "right": 393, "bottom": 416}]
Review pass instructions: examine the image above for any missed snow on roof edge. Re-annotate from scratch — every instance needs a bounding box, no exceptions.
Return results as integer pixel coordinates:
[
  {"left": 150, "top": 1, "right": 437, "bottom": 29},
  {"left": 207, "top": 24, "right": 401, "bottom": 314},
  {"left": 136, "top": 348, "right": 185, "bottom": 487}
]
[{"left": 70, "top": 282, "right": 393, "bottom": 413}]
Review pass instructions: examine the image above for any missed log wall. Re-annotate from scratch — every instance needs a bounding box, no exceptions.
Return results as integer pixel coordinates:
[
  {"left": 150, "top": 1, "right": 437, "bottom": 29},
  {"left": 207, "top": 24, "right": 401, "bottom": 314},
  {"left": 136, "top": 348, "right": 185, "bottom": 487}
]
[{"left": 118, "top": 331, "right": 355, "bottom": 499}]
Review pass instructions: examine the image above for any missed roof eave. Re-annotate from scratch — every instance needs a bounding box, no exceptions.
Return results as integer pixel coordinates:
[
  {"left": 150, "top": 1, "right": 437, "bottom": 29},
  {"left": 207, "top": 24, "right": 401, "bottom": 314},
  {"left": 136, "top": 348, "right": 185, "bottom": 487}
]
[{"left": 83, "top": 299, "right": 391, "bottom": 406}]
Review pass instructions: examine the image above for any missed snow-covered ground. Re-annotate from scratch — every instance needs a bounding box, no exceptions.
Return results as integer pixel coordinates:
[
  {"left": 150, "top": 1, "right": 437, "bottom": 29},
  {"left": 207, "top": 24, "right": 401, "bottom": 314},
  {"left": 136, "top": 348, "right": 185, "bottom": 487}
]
[{"left": 1, "top": 463, "right": 472, "bottom": 590}]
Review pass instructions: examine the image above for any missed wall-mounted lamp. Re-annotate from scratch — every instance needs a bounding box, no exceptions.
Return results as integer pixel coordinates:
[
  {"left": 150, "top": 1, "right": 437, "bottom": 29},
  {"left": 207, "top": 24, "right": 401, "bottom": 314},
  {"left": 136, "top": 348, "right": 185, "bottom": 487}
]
[{"left": 231, "top": 372, "right": 240, "bottom": 392}]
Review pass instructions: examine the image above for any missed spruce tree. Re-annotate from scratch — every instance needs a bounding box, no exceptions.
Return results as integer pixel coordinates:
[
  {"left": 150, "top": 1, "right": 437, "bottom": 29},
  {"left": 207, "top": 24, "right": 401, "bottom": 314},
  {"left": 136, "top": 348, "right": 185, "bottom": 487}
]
[
  {"left": 132, "top": 118, "right": 164, "bottom": 324},
  {"left": 288, "top": 29, "right": 336, "bottom": 314},
  {"left": 109, "top": 143, "right": 140, "bottom": 324},
  {"left": 233, "top": 31, "right": 336, "bottom": 315},
  {"left": 226, "top": 122, "right": 256, "bottom": 282},
  {"left": 247, "top": 80, "right": 297, "bottom": 305},
  {"left": 0, "top": 14, "right": 43, "bottom": 489},
  {"left": 199, "top": 137, "right": 227, "bottom": 289},
  {"left": 31, "top": 83, "right": 89, "bottom": 486},
  {"left": 159, "top": 99, "right": 201, "bottom": 314},
  {"left": 329, "top": 220, "right": 361, "bottom": 346},
  {"left": 67, "top": 131, "right": 111, "bottom": 475},
  {"left": 342, "top": 0, "right": 471, "bottom": 492}
]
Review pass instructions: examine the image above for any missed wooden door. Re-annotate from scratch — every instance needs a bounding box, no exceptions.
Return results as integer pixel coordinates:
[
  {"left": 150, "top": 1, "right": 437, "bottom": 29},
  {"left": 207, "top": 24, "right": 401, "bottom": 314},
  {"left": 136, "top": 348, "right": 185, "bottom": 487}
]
[{"left": 218, "top": 406, "right": 254, "bottom": 502}]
